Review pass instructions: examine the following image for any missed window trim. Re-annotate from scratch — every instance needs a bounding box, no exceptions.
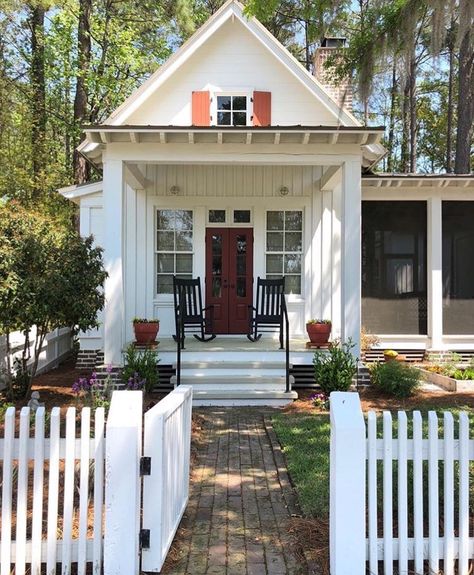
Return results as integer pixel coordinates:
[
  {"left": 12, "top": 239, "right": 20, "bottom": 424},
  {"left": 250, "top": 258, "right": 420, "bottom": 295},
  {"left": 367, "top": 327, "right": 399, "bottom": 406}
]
[{"left": 211, "top": 90, "right": 252, "bottom": 126}]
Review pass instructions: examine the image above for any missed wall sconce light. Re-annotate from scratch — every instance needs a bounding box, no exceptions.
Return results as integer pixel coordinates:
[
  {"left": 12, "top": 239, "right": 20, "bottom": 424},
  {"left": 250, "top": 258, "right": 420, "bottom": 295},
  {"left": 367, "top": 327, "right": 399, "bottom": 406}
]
[
  {"left": 279, "top": 185, "right": 289, "bottom": 196},
  {"left": 169, "top": 185, "right": 181, "bottom": 195}
]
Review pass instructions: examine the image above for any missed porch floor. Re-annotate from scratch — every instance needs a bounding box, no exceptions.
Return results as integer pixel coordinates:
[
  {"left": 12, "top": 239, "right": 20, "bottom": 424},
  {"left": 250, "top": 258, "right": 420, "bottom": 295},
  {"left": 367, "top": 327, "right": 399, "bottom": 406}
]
[{"left": 143, "top": 335, "right": 312, "bottom": 354}]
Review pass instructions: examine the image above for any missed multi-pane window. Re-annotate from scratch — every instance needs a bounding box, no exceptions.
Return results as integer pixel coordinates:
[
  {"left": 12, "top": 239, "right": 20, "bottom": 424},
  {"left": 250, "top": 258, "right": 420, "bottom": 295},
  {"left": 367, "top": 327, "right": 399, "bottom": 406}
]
[
  {"left": 156, "top": 209, "right": 193, "bottom": 294},
  {"left": 216, "top": 95, "right": 247, "bottom": 126},
  {"left": 265, "top": 210, "right": 303, "bottom": 295}
]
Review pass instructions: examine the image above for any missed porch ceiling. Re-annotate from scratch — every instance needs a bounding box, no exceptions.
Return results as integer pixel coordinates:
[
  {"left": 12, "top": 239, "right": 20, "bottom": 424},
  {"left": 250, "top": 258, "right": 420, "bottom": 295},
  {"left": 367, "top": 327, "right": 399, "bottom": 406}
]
[{"left": 79, "top": 124, "right": 386, "bottom": 170}]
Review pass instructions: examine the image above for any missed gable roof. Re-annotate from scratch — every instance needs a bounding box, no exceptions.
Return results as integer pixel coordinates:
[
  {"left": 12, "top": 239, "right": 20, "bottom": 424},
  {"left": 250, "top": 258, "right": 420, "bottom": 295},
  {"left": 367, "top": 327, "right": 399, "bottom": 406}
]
[{"left": 105, "top": 0, "right": 360, "bottom": 127}]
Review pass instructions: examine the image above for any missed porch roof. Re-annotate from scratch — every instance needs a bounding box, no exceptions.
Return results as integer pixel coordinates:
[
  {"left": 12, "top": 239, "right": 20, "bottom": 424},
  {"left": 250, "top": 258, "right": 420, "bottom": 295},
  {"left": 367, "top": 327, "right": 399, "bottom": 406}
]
[
  {"left": 363, "top": 173, "right": 474, "bottom": 189},
  {"left": 78, "top": 124, "right": 386, "bottom": 170}
]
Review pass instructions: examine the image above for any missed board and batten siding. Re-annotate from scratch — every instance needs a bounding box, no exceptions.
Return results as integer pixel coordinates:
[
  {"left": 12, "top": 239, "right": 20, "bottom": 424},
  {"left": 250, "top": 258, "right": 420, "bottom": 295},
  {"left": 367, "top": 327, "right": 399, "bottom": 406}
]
[
  {"left": 79, "top": 194, "right": 105, "bottom": 350},
  {"left": 119, "top": 164, "right": 343, "bottom": 343},
  {"left": 126, "top": 18, "right": 337, "bottom": 127}
]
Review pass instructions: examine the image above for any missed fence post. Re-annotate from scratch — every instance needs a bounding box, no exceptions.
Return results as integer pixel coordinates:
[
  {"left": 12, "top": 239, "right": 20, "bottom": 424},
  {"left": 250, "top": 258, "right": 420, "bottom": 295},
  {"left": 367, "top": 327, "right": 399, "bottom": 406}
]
[
  {"left": 104, "top": 391, "right": 143, "bottom": 575},
  {"left": 330, "top": 392, "right": 366, "bottom": 575}
]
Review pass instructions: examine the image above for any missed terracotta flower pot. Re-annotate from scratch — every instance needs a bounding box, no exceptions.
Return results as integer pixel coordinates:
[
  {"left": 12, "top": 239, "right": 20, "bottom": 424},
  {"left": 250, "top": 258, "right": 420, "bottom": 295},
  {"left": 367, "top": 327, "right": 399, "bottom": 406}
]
[
  {"left": 134, "top": 322, "right": 159, "bottom": 345},
  {"left": 306, "top": 323, "right": 331, "bottom": 345}
]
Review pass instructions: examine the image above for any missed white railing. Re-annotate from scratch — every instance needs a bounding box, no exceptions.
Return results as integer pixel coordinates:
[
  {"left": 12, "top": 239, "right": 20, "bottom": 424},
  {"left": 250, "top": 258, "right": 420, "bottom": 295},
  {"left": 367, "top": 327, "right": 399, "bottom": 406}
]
[
  {"left": 330, "top": 392, "right": 474, "bottom": 575},
  {"left": 0, "top": 405, "right": 105, "bottom": 575},
  {"left": 0, "top": 328, "right": 72, "bottom": 389}
]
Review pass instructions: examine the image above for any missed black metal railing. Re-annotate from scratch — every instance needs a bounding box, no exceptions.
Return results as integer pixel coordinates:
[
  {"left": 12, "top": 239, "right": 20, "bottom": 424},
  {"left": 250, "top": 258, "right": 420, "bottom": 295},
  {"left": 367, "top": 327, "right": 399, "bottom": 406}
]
[
  {"left": 282, "top": 295, "right": 290, "bottom": 393},
  {"left": 176, "top": 298, "right": 184, "bottom": 386}
]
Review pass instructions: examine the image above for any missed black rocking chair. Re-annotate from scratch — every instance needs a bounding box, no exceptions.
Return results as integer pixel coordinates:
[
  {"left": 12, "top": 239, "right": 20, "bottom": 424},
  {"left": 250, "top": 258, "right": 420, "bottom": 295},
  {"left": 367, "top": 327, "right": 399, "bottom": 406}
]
[
  {"left": 173, "top": 276, "right": 216, "bottom": 348},
  {"left": 247, "top": 277, "right": 285, "bottom": 349}
]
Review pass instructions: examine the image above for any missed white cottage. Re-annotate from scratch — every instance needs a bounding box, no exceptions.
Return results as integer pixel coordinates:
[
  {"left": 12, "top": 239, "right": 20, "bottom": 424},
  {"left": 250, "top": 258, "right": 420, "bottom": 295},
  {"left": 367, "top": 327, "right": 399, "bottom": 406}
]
[{"left": 60, "top": 0, "right": 474, "bottom": 403}]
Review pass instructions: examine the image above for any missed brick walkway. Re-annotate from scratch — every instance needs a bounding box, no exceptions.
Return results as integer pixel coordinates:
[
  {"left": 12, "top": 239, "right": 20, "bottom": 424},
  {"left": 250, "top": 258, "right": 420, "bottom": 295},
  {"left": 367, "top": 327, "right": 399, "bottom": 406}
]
[{"left": 162, "top": 408, "right": 307, "bottom": 575}]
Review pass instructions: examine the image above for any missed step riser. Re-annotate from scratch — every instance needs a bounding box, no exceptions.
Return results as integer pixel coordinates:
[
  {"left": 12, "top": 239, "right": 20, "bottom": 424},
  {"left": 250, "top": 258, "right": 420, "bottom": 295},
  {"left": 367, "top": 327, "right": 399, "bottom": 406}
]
[
  {"left": 193, "top": 399, "right": 294, "bottom": 407},
  {"left": 176, "top": 362, "right": 285, "bottom": 370},
  {"left": 159, "top": 350, "right": 287, "bottom": 364},
  {"left": 178, "top": 369, "right": 284, "bottom": 377}
]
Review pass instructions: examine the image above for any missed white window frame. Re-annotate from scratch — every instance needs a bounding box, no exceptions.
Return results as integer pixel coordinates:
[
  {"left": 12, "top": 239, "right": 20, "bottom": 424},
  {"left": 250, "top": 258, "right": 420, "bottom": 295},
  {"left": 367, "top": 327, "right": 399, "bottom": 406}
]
[
  {"left": 265, "top": 209, "right": 304, "bottom": 296},
  {"left": 155, "top": 208, "right": 194, "bottom": 296},
  {"left": 211, "top": 90, "right": 252, "bottom": 126}
]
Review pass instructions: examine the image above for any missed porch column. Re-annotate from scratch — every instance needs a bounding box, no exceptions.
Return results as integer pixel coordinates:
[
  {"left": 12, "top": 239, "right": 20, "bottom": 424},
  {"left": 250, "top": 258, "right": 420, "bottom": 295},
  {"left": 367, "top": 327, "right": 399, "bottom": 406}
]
[
  {"left": 427, "top": 196, "right": 443, "bottom": 349},
  {"left": 341, "top": 160, "right": 361, "bottom": 357},
  {"left": 103, "top": 158, "right": 124, "bottom": 365}
]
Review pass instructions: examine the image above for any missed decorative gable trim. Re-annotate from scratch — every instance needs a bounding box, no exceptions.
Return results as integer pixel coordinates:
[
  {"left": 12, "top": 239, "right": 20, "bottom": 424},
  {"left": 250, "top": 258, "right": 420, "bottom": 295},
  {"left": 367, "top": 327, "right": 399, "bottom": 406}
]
[{"left": 104, "top": 0, "right": 360, "bottom": 127}]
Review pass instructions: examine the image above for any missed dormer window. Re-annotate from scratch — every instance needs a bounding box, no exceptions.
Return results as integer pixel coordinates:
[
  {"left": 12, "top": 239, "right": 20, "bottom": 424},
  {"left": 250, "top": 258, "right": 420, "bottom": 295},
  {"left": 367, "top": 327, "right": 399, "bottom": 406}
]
[{"left": 216, "top": 95, "right": 248, "bottom": 126}]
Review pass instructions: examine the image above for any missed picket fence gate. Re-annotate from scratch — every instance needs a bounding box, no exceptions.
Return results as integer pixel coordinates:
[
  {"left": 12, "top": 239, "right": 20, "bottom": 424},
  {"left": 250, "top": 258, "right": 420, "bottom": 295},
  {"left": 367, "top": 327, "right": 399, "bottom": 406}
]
[
  {"left": 330, "top": 392, "right": 474, "bottom": 575},
  {"left": 0, "top": 386, "right": 193, "bottom": 575}
]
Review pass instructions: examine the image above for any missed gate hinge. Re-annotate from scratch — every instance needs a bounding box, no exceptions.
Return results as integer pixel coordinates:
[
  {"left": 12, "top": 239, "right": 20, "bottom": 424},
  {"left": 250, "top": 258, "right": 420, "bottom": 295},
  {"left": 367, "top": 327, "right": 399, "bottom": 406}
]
[
  {"left": 139, "top": 528, "right": 150, "bottom": 550},
  {"left": 140, "top": 456, "right": 151, "bottom": 476}
]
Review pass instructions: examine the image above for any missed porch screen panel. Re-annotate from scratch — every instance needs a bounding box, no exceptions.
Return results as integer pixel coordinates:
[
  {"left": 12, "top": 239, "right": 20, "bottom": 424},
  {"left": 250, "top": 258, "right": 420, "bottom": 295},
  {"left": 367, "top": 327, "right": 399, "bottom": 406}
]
[
  {"left": 156, "top": 209, "right": 193, "bottom": 294},
  {"left": 362, "top": 201, "right": 427, "bottom": 334},
  {"left": 442, "top": 201, "right": 474, "bottom": 334}
]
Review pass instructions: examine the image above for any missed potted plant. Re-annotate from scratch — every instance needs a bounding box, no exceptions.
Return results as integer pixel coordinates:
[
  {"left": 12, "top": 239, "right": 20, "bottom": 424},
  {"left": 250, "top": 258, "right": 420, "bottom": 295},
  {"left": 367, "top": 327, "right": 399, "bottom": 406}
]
[
  {"left": 133, "top": 318, "right": 160, "bottom": 345},
  {"left": 306, "top": 319, "right": 332, "bottom": 345}
]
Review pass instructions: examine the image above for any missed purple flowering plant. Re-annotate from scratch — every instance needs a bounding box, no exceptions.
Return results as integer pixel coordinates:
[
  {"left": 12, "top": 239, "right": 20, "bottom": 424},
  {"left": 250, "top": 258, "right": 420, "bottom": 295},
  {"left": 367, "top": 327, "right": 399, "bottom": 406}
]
[
  {"left": 310, "top": 392, "right": 329, "bottom": 410},
  {"left": 72, "top": 365, "right": 114, "bottom": 409},
  {"left": 126, "top": 372, "right": 146, "bottom": 391}
]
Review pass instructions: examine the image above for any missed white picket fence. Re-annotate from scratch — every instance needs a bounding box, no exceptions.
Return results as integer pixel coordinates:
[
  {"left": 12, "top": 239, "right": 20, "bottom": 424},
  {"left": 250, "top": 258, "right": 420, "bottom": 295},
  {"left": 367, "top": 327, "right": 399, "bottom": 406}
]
[
  {"left": 0, "top": 387, "right": 193, "bottom": 575},
  {"left": 330, "top": 392, "right": 474, "bottom": 575},
  {"left": 0, "top": 405, "right": 105, "bottom": 575}
]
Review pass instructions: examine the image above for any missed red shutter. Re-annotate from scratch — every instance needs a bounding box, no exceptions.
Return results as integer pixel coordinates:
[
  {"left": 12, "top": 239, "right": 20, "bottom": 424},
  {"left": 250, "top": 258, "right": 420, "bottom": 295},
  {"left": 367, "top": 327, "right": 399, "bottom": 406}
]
[
  {"left": 192, "top": 91, "right": 210, "bottom": 126},
  {"left": 252, "top": 91, "right": 271, "bottom": 126}
]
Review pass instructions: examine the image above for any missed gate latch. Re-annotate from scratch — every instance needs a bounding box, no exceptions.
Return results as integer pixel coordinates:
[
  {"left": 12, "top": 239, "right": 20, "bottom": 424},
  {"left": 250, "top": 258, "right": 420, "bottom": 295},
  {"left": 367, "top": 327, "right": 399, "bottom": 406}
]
[{"left": 140, "top": 456, "right": 152, "bottom": 476}]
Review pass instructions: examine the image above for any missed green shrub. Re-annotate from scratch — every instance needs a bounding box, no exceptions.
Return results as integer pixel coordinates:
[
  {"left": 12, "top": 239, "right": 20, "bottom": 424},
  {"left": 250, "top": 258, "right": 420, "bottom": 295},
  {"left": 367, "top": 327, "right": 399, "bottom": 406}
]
[
  {"left": 122, "top": 344, "right": 160, "bottom": 393},
  {"left": 370, "top": 360, "right": 420, "bottom": 398},
  {"left": 313, "top": 340, "right": 357, "bottom": 394}
]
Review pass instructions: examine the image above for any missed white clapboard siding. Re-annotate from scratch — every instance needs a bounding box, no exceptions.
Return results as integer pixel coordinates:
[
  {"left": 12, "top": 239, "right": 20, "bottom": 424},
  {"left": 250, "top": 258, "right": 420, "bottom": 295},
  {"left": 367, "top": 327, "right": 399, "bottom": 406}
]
[
  {"left": 0, "top": 406, "right": 106, "bottom": 574},
  {"left": 141, "top": 386, "right": 193, "bottom": 572},
  {"left": 330, "top": 393, "right": 474, "bottom": 575}
]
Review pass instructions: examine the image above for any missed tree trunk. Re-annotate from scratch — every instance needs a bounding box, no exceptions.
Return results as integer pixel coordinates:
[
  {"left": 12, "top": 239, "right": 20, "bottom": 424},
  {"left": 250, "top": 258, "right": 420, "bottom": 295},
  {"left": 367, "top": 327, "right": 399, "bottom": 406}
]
[
  {"left": 30, "top": 5, "right": 47, "bottom": 195},
  {"left": 454, "top": 29, "right": 474, "bottom": 174},
  {"left": 386, "top": 63, "right": 397, "bottom": 172},
  {"left": 400, "top": 83, "right": 410, "bottom": 172},
  {"left": 445, "top": 23, "right": 455, "bottom": 173},
  {"left": 73, "top": 0, "right": 92, "bottom": 184},
  {"left": 408, "top": 55, "right": 417, "bottom": 172}
]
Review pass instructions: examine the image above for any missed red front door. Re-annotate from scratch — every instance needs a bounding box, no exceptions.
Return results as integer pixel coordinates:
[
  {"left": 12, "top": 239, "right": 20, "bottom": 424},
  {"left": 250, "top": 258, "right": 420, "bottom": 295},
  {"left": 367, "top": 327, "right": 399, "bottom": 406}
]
[{"left": 205, "top": 228, "right": 253, "bottom": 334}]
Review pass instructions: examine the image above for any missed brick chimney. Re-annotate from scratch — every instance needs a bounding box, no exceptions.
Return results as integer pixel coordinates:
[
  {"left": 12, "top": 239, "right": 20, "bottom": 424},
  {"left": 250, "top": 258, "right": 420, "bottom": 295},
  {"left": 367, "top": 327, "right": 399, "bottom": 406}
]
[{"left": 313, "top": 37, "right": 352, "bottom": 112}]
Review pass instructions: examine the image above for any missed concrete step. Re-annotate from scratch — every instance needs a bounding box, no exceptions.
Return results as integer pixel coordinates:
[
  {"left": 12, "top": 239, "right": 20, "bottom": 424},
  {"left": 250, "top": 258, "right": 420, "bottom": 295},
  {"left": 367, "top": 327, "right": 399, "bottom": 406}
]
[
  {"left": 170, "top": 374, "right": 293, "bottom": 391},
  {"left": 175, "top": 360, "right": 285, "bottom": 370},
  {"left": 178, "top": 367, "right": 284, "bottom": 378},
  {"left": 192, "top": 389, "right": 298, "bottom": 407}
]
